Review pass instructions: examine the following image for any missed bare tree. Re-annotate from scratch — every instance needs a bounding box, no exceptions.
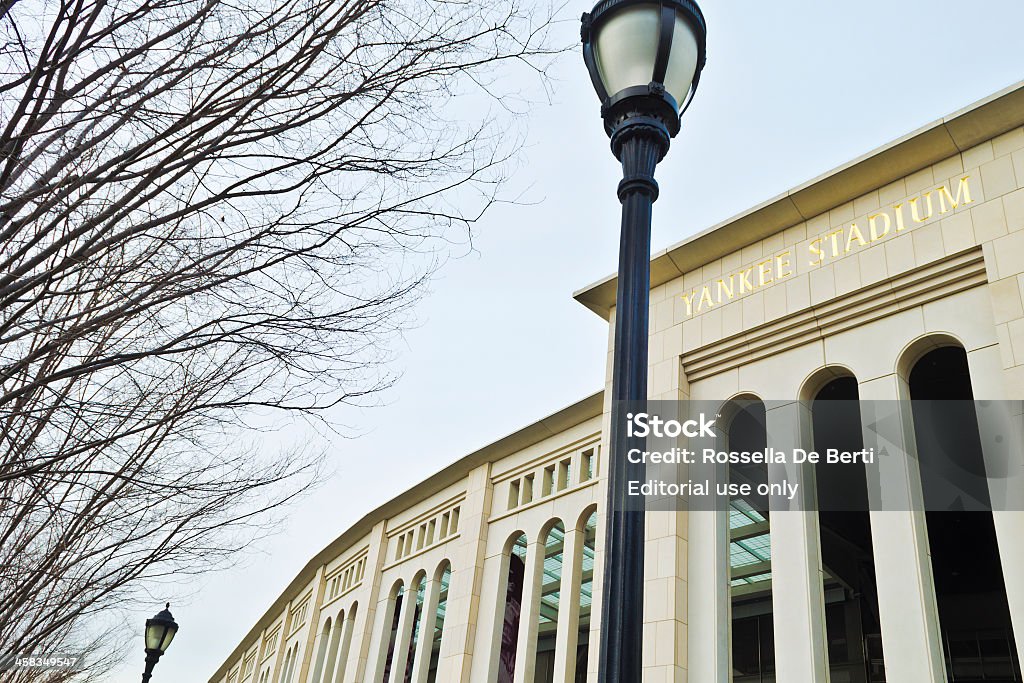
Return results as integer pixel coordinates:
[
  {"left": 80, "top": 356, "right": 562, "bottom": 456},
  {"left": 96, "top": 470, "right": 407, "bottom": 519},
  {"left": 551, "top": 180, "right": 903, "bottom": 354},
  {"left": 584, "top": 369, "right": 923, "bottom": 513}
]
[{"left": 0, "top": 0, "right": 556, "bottom": 676}]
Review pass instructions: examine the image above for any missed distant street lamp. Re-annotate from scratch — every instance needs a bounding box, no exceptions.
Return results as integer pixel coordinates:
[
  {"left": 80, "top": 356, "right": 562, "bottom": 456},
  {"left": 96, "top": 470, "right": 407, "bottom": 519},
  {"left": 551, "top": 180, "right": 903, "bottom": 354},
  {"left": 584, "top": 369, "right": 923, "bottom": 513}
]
[
  {"left": 141, "top": 603, "right": 178, "bottom": 682},
  {"left": 579, "top": 1, "right": 706, "bottom": 681}
]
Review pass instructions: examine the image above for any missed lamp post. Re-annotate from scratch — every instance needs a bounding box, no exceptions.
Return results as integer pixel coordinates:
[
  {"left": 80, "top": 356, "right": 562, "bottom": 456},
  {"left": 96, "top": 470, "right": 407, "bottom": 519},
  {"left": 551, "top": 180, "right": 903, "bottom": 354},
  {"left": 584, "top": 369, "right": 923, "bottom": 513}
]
[
  {"left": 141, "top": 603, "right": 179, "bottom": 682},
  {"left": 580, "top": 1, "right": 706, "bottom": 681}
]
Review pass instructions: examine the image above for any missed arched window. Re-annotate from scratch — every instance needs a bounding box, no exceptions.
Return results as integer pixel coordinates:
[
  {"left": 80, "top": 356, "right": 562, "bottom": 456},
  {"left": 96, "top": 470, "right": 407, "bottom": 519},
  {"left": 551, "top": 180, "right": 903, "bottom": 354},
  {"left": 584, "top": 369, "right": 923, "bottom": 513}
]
[
  {"left": 321, "top": 611, "right": 343, "bottom": 683},
  {"left": 811, "top": 376, "right": 886, "bottom": 681},
  {"left": 381, "top": 582, "right": 405, "bottom": 682},
  {"left": 723, "top": 397, "right": 774, "bottom": 682},
  {"left": 533, "top": 521, "right": 565, "bottom": 680},
  {"left": 402, "top": 575, "right": 427, "bottom": 683},
  {"left": 279, "top": 643, "right": 299, "bottom": 683},
  {"left": 909, "top": 345, "right": 1021, "bottom": 680},
  {"left": 425, "top": 564, "right": 451, "bottom": 683},
  {"left": 291, "top": 643, "right": 301, "bottom": 683},
  {"left": 496, "top": 534, "right": 528, "bottom": 683},
  {"left": 334, "top": 603, "right": 357, "bottom": 683},
  {"left": 312, "top": 618, "right": 332, "bottom": 683}
]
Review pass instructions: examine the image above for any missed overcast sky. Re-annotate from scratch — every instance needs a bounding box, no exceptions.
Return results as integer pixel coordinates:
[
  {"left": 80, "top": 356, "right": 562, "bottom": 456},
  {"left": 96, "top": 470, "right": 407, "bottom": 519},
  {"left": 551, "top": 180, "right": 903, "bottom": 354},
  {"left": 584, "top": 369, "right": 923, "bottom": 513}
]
[{"left": 110, "top": 1, "right": 1024, "bottom": 681}]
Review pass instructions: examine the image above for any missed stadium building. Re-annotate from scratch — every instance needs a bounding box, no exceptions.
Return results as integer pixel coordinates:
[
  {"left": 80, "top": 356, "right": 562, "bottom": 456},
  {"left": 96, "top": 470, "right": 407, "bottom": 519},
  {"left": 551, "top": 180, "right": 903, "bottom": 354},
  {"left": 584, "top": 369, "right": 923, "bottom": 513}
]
[{"left": 210, "top": 81, "right": 1024, "bottom": 683}]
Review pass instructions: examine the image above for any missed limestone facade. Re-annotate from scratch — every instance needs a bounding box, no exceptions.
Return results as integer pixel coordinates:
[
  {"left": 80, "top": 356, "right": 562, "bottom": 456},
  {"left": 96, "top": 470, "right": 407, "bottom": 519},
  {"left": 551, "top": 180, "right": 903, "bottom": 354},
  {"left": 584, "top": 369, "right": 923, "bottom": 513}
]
[{"left": 211, "top": 81, "right": 1024, "bottom": 683}]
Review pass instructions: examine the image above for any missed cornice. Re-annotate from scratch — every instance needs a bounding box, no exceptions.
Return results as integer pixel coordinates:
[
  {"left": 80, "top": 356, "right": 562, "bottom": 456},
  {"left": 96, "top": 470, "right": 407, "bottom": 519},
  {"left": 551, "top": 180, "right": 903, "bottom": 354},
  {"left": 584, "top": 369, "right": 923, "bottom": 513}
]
[{"left": 574, "top": 80, "right": 1024, "bottom": 319}]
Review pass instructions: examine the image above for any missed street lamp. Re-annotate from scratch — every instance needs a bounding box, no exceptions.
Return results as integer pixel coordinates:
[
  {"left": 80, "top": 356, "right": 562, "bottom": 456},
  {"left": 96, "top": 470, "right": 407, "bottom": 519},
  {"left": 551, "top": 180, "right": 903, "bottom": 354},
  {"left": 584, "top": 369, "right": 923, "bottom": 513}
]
[
  {"left": 580, "top": 1, "right": 706, "bottom": 681},
  {"left": 141, "top": 603, "right": 178, "bottom": 682}
]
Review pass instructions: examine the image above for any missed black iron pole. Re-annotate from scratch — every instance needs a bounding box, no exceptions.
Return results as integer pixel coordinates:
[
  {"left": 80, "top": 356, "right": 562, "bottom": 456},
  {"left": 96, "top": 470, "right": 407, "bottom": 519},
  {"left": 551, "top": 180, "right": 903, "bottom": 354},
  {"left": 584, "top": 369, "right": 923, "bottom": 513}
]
[
  {"left": 598, "top": 113, "right": 671, "bottom": 683},
  {"left": 141, "top": 649, "right": 161, "bottom": 683}
]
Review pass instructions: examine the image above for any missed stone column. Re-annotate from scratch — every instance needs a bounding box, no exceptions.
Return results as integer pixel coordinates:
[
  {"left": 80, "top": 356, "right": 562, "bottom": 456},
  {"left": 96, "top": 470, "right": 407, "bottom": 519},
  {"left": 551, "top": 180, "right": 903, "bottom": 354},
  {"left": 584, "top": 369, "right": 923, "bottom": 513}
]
[
  {"left": 438, "top": 465, "right": 493, "bottom": 682},
  {"left": 685, "top": 420, "right": 730, "bottom": 683},
  {"left": 585, "top": 417, "right": 610, "bottom": 683},
  {"left": 512, "top": 537, "right": 545, "bottom": 683},
  {"left": 640, "top": 509, "right": 688, "bottom": 682},
  {"left": 269, "top": 600, "right": 293, "bottom": 683},
  {"left": 640, "top": 394, "right": 692, "bottom": 683},
  {"left": 346, "top": 521, "right": 390, "bottom": 683},
  {"left": 387, "top": 579, "right": 420, "bottom": 683},
  {"left": 297, "top": 567, "right": 328, "bottom": 683},
  {"left": 552, "top": 524, "right": 583, "bottom": 683},
  {"left": 467, "top": 535, "right": 514, "bottom": 681},
  {"left": 859, "top": 374, "right": 945, "bottom": 683},
  {"left": 410, "top": 574, "right": 442, "bottom": 683},
  {"left": 765, "top": 399, "right": 830, "bottom": 683},
  {"left": 328, "top": 613, "right": 355, "bottom": 683},
  {"left": 966, "top": 345, "right": 1024, "bottom": 670},
  {"left": 365, "top": 589, "right": 398, "bottom": 683}
]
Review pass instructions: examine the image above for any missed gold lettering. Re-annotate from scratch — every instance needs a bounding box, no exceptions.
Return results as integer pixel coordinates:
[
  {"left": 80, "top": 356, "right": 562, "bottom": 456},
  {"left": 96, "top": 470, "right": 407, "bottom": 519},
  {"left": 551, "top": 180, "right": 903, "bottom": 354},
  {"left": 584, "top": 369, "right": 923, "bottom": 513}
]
[
  {"left": 909, "top": 192, "right": 934, "bottom": 223},
  {"left": 845, "top": 224, "right": 867, "bottom": 253},
  {"left": 868, "top": 212, "right": 891, "bottom": 241},
  {"left": 738, "top": 268, "right": 754, "bottom": 293},
  {"left": 672, "top": 177, "right": 964, "bottom": 320},
  {"left": 716, "top": 276, "right": 735, "bottom": 302},
  {"left": 809, "top": 239, "right": 824, "bottom": 265},
  {"left": 937, "top": 176, "right": 974, "bottom": 213},
  {"left": 894, "top": 203, "right": 907, "bottom": 231},
  {"left": 828, "top": 229, "right": 845, "bottom": 257},
  {"left": 697, "top": 286, "right": 714, "bottom": 312},
  {"left": 681, "top": 291, "right": 697, "bottom": 316},
  {"left": 776, "top": 251, "right": 793, "bottom": 279}
]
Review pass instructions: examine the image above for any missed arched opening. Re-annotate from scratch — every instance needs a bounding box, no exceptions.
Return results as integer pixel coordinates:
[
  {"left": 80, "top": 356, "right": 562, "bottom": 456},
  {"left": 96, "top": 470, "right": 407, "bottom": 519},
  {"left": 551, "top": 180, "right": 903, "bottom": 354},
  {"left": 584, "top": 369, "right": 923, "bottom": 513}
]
[
  {"left": 322, "top": 611, "right": 343, "bottom": 683},
  {"left": 402, "top": 574, "right": 428, "bottom": 683},
  {"left": 811, "top": 375, "right": 886, "bottom": 682},
  {"left": 334, "top": 603, "right": 357, "bottom": 683},
  {"left": 312, "top": 618, "right": 332, "bottom": 683},
  {"left": 724, "top": 397, "right": 774, "bottom": 683},
  {"left": 909, "top": 345, "right": 1021, "bottom": 681},
  {"left": 496, "top": 533, "right": 529, "bottom": 683},
  {"left": 533, "top": 521, "right": 566, "bottom": 682},
  {"left": 280, "top": 642, "right": 299, "bottom": 683},
  {"left": 425, "top": 563, "right": 451, "bottom": 683},
  {"left": 381, "top": 581, "right": 405, "bottom": 682}
]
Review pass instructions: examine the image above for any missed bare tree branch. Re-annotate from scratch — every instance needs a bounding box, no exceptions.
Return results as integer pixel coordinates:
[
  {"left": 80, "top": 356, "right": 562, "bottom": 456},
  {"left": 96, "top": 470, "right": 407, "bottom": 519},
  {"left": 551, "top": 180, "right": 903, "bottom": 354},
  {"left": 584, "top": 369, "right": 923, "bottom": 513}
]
[{"left": 0, "top": 0, "right": 561, "bottom": 676}]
